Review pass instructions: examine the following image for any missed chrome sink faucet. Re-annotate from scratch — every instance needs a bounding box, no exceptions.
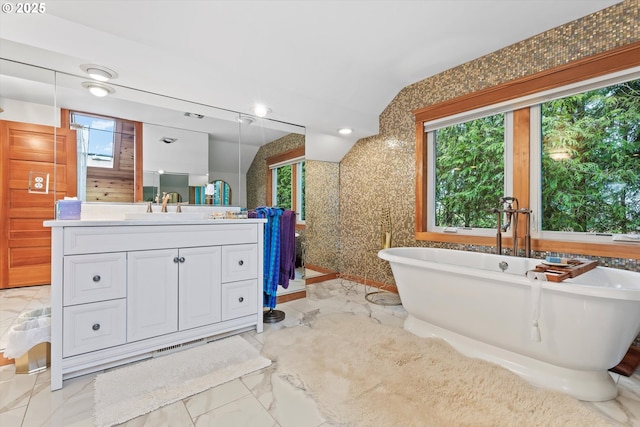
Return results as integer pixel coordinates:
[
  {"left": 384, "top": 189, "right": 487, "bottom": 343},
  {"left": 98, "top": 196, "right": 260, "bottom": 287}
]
[{"left": 161, "top": 192, "right": 170, "bottom": 212}]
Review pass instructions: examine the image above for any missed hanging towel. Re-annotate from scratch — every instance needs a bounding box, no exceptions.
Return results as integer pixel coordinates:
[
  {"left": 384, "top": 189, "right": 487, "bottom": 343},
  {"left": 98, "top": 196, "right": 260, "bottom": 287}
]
[
  {"left": 526, "top": 270, "right": 547, "bottom": 342},
  {"left": 279, "top": 210, "right": 296, "bottom": 289},
  {"left": 255, "top": 207, "right": 284, "bottom": 309}
]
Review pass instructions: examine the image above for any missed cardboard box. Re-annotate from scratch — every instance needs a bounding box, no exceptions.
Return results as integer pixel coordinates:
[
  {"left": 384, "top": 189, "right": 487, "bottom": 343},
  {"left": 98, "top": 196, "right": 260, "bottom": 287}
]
[{"left": 56, "top": 200, "right": 82, "bottom": 220}]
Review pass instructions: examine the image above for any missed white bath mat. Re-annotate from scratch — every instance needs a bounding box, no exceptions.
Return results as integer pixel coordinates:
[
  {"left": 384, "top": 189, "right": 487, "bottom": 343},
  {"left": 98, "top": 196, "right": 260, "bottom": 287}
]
[{"left": 93, "top": 335, "right": 271, "bottom": 427}]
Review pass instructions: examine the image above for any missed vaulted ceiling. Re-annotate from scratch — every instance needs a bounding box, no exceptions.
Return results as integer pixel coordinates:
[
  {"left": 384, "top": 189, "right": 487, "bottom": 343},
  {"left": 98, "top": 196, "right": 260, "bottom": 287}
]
[{"left": 0, "top": 0, "right": 621, "bottom": 161}]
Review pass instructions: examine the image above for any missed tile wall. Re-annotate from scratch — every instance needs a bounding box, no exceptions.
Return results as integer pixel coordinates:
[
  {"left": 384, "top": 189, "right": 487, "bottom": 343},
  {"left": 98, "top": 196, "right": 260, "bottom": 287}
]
[
  {"left": 246, "top": 133, "right": 305, "bottom": 210},
  {"left": 331, "top": 0, "right": 640, "bottom": 285}
]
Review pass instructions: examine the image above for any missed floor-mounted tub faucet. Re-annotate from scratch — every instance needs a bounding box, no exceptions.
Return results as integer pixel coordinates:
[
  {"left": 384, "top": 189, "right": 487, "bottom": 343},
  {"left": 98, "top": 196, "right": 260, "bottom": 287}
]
[{"left": 493, "top": 197, "right": 532, "bottom": 257}]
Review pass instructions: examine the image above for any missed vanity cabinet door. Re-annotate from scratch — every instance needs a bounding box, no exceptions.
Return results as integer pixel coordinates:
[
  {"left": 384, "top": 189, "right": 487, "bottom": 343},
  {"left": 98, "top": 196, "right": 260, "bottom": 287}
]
[
  {"left": 178, "top": 246, "right": 222, "bottom": 330},
  {"left": 127, "top": 249, "right": 178, "bottom": 342}
]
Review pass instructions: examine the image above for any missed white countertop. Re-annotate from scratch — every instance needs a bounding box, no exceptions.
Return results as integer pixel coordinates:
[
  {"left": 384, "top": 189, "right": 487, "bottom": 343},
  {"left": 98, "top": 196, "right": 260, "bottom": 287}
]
[{"left": 44, "top": 218, "right": 267, "bottom": 227}]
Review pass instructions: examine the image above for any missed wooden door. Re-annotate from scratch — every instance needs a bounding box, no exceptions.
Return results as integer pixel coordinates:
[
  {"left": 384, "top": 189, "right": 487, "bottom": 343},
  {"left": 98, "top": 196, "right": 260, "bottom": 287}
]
[{"left": 0, "top": 120, "right": 76, "bottom": 288}]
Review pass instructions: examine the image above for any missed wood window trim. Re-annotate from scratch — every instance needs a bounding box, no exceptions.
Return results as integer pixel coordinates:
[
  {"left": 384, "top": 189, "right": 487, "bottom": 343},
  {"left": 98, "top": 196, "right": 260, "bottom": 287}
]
[
  {"left": 414, "top": 41, "right": 640, "bottom": 260},
  {"left": 265, "top": 145, "right": 305, "bottom": 229}
]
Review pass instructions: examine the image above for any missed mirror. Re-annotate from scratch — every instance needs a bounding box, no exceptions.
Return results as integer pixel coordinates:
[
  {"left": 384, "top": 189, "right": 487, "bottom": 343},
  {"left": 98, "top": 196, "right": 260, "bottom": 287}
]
[
  {"left": 1, "top": 58, "right": 307, "bottom": 294},
  {"left": 0, "top": 58, "right": 304, "bottom": 208}
]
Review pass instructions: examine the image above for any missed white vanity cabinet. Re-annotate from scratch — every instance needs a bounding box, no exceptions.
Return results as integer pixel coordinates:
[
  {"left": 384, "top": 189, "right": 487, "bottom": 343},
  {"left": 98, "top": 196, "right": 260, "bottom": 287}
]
[
  {"left": 127, "top": 246, "right": 224, "bottom": 341},
  {"left": 45, "top": 219, "right": 265, "bottom": 390}
]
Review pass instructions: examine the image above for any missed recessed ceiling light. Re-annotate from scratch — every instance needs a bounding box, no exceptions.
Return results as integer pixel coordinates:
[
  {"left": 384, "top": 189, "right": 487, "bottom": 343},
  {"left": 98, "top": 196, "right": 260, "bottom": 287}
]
[
  {"left": 338, "top": 128, "right": 353, "bottom": 135},
  {"left": 238, "top": 115, "right": 256, "bottom": 125},
  {"left": 253, "top": 104, "right": 271, "bottom": 118},
  {"left": 80, "top": 64, "right": 118, "bottom": 81},
  {"left": 81, "top": 81, "right": 115, "bottom": 97}
]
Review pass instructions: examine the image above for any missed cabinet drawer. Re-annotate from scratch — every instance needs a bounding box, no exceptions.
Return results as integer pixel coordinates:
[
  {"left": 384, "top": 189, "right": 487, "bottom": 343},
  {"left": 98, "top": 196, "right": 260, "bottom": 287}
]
[
  {"left": 64, "top": 253, "right": 127, "bottom": 306},
  {"left": 221, "top": 280, "right": 257, "bottom": 321},
  {"left": 221, "top": 244, "right": 257, "bottom": 283},
  {"left": 63, "top": 299, "right": 126, "bottom": 357}
]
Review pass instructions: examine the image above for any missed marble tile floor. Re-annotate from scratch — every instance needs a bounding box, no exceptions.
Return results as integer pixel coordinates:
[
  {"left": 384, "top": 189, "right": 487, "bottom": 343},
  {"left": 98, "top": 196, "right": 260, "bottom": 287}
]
[{"left": 0, "top": 280, "right": 639, "bottom": 426}]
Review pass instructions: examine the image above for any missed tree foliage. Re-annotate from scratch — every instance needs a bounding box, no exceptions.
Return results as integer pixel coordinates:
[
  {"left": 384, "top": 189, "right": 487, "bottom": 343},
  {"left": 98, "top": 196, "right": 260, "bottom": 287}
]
[
  {"left": 433, "top": 78, "right": 640, "bottom": 234},
  {"left": 541, "top": 79, "right": 640, "bottom": 233},
  {"left": 276, "top": 164, "right": 292, "bottom": 209},
  {"left": 435, "top": 114, "right": 505, "bottom": 228}
]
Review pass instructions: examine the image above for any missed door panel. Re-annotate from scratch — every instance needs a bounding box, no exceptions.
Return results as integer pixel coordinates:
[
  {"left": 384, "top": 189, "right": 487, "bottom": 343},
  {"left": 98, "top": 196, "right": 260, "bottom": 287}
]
[
  {"left": 127, "top": 249, "right": 179, "bottom": 342},
  {"left": 0, "top": 120, "right": 76, "bottom": 288},
  {"left": 178, "top": 246, "right": 222, "bottom": 330}
]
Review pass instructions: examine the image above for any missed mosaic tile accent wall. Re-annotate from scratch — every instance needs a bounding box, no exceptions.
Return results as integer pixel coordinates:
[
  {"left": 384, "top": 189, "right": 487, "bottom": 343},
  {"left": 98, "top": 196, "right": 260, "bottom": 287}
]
[
  {"left": 305, "top": 161, "right": 340, "bottom": 271},
  {"left": 246, "top": 133, "right": 305, "bottom": 210},
  {"left": 333, "top": 0, "right": 640, "bottom": 287}
]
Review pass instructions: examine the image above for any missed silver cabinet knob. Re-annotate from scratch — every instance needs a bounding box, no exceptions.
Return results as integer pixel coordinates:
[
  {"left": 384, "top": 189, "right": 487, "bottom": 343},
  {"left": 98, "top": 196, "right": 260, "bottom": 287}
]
[
  {"left": 238, "top": 260, "right": 244, "bottom": 266},
  {"left": 93, "top": 275, "right": 101, "bottom": 282},
  {"left": 173, "top": 257, "right": 180, "bottom": 263},
  {"left": 238, "top": 297, "right": 244, "bottom": 303},
  {"left": 92, "top": 323, "right": 100, "bottom": 331},
  {"left": 179, "top": 257, "right": 186, "bottom": 263}
]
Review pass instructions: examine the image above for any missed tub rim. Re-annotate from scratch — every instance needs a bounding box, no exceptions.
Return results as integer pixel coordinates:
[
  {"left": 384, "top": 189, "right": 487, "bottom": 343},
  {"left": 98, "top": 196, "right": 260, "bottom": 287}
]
[{"left": 378, "top": 247, "right": 640, "bottom": 301}]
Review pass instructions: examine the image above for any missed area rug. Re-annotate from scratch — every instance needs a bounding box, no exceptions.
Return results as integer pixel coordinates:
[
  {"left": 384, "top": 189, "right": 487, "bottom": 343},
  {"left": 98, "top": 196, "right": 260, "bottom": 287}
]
[
  {"left": 93, "top": 335, "right": 271, "bottom": 427},
  {"left": 262, "top": 313, "right": 611, "bottom": 427}
]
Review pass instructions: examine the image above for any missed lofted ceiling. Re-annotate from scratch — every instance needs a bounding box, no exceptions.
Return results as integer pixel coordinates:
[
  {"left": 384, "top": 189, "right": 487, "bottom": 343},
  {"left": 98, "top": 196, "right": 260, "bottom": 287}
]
[{"left": 0, "top": 0, "right": 621, "bottom": 162}]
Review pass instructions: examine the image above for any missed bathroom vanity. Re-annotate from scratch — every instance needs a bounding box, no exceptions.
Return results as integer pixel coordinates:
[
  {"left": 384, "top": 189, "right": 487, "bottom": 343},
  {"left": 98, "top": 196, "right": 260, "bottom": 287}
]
[{"left": 44, "top": 218, "right": 265, "bottom": 390}]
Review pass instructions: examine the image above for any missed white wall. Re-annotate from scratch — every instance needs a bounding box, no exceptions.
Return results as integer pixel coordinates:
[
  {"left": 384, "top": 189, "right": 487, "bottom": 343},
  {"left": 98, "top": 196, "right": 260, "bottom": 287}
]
[
  {"left": 143, "top": 123, "right": 208, "bottom": 175},
  {"left": 0, "top": 98, "right": 60, "bottom": 127},
  {"left": 305, "top": 128, "right": 356, "bottom": 162}
]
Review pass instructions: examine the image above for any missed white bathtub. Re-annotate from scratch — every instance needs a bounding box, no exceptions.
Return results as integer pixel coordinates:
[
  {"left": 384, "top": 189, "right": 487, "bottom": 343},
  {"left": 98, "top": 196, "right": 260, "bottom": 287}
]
[{"left": 378, "top": 247, "right": 640, "bottom": 401}]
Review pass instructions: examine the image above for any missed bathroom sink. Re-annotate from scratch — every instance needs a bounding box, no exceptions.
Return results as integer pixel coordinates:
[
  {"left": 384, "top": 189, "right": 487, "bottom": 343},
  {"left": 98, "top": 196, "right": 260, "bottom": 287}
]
[{"left": 123, "top": 212, "right": 209, "bottom": 221}]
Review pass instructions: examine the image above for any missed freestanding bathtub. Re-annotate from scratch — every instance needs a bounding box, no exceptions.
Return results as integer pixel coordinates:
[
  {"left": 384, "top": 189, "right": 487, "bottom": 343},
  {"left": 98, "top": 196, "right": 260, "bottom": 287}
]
[{"left": 378, "top": 247, "right": 640, "bottom": 402}]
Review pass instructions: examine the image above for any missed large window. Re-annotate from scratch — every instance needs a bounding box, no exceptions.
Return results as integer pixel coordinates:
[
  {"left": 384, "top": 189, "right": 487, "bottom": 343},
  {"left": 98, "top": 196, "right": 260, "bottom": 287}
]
[
  {"left": 430, "top": 113, "right": 506, "bottom": 231},
  {"left": 415, "top": 42, "right": 640, "bottom": 258},
  {"left": 538, "top": 79, "right": 640, "bottom": 235}
]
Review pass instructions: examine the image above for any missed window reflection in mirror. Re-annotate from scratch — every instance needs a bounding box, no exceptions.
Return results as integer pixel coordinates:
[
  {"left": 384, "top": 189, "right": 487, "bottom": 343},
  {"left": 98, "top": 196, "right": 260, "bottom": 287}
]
[
  {"left": 67, "top": 110, "right": 137, "bottom": 202},
  {"left": 208, "top": 180, "right": 232, "bottom": 205}
]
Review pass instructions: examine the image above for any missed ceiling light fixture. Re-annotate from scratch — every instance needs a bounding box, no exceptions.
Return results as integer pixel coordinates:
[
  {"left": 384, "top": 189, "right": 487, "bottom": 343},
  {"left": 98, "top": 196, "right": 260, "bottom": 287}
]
[
  {"left": 238, "top": 115, "right": 256, "bottom": 125},
  {"left": 184, "top": 112, "right": 204, "bottom": 119},
  {"left": 82, "top": 81, "right": 115, "bottom": 97},
  {"left": 80, "top": 64, "right": 118, "bottom": 82},
  {"left": 160, "top": 137, "right": 177, "bottom": 144},
  {"left": 338, "top": 128, "right": 353, "bottom": 135},
  {"left": 253, "top": 104, "right": 271, "bottom": 118}
]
